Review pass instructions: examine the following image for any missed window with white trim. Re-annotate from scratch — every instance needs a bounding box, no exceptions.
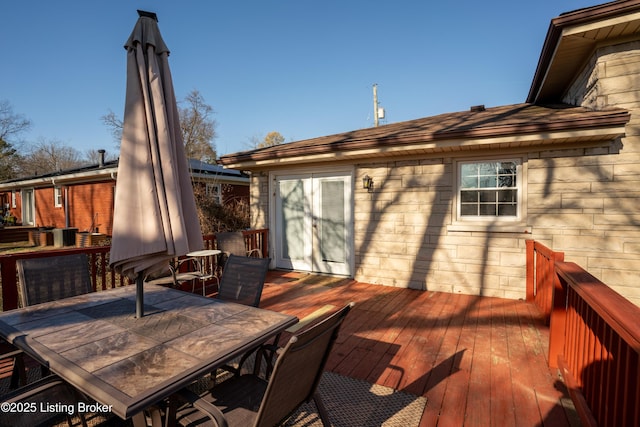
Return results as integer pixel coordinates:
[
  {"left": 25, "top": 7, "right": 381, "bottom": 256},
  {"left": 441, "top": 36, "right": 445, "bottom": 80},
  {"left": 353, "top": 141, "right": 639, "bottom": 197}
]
[
  {"left": 457, "top": 159, "right": 521, "bottom": 220},
  {"left": 54, "top": 187, "right": 63, "bottom": 207},
  {"left": 206, "top": 183, "right": 222, "bottom": 205}
]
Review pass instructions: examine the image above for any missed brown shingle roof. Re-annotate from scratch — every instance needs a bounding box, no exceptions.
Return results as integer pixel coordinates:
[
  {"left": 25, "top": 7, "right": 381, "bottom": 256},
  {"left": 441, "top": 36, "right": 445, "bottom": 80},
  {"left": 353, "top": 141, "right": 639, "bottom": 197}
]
[{"left": 219, "top": 103, "right": 629, "bottom": 167}]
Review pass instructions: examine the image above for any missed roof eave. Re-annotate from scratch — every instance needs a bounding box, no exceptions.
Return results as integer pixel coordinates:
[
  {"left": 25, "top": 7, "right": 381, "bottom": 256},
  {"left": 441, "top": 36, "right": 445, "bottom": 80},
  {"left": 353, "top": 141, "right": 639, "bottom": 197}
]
[
  {"left": 220, "top": 118, "right": 629, "bottom": 170},
  {"left": 0, "top": 167, "right": 118, "bottom": 190},
  {"left": 189, "top": 172, "right": 250, "bottom": 184},
  {"left": 527, "top": 0, "right": 640, "bottom": 103}
]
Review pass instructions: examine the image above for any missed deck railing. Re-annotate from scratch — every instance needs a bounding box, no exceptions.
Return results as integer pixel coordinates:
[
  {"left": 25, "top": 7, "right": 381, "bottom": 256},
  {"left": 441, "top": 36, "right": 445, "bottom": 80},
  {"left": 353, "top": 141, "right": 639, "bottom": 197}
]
[
  {"left": 525, "top": 239, "right": 564, "bottom": 322},
  {"left": 527, "top": 239, "right": 640, "bottom": 427},
  {"left": 0, "top": 229, "right": 268, "bottom": 312}
]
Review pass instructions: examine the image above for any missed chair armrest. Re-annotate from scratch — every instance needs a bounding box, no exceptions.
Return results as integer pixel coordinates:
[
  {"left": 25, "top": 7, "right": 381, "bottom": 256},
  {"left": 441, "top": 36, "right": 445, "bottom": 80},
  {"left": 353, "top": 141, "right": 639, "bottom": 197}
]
[
  {"left": 254, "top": 342, "right": 283, "bottom": 378},
  {"left": 176, "top": 257, "right": 198, "bottom": 269},
  {"left": 1, "top": 348, "right": 24, "bottom": 359},
  {"left": 2, "top": 375, "right": 65, "bottom": 401},
  {"left": 144, "top": 267, "right": 178, "bottom": 287},
  {"left": 247, "top": 248, "right": 262, "bottom": 258},
  {"left": 176, "top": 388, "right": 229, "bottom": 427},
  {"left": 1, "top": 345, "right": 27, "bottom": 389}
]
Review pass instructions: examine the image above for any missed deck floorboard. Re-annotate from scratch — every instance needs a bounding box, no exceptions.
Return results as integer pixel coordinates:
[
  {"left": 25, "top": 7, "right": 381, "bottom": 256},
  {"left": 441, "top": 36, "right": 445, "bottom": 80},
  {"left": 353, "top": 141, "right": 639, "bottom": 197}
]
[{"left": 260, "top": 271, "right": 578, "bottom": 427}]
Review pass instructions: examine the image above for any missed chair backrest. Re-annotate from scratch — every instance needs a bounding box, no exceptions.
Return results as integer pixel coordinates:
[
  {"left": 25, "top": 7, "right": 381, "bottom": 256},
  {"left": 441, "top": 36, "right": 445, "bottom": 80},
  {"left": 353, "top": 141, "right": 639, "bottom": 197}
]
[
  {"left": 217, "top": 255, "right": 269, "bottom": 307},
  {"left": 215, "top": 232, "right": 249, "bottom": 257},
  {"left": 254, "top": 303, "right": 354, "bottom": 427},
  {"left": 17, "top": 253, "right": 92, "bottom": 307}
]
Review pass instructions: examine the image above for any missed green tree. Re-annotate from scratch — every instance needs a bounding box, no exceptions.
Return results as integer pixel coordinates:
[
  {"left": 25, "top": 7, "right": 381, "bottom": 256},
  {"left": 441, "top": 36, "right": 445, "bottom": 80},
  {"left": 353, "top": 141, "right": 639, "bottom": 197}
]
[{"left": 0, "top": 100, "right": 31, "bottom": 180}]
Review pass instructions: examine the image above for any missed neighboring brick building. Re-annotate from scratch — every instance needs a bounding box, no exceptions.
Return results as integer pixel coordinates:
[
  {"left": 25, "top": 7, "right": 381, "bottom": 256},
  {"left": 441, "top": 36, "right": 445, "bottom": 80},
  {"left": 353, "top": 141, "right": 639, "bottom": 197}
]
[
  {"left": 0, "top": 155, "right": 249, "bottom": 236},
  {"left": 218, "top": 1, "right": 640, "bottom": 305}
]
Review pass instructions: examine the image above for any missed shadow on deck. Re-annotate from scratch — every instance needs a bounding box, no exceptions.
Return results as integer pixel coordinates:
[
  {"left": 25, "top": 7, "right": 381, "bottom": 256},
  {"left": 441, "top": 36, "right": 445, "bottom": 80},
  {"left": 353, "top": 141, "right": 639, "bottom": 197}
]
[{"left": 260, "top": 270, "right": 580, "bottom": 427}]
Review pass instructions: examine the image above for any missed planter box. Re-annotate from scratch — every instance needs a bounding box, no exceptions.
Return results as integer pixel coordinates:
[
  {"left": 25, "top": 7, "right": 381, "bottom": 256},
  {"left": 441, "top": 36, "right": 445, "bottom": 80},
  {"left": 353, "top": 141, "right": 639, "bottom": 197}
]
[
  {"left": 0, "top": 227, "right": 33, "bottom": 243},
  {"left": 29, "top": 230, "right": 53, "bottom": 247},
  {"left": 76, "top": 232, "right": 107, "bottom": 247}
]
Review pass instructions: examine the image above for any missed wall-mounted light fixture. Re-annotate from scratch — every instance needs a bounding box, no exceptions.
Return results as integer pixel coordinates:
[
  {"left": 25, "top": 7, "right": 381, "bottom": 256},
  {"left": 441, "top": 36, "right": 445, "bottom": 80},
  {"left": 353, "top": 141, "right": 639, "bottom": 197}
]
[{"left": 362, "top": 174, "right": 374, "bottom": 192}]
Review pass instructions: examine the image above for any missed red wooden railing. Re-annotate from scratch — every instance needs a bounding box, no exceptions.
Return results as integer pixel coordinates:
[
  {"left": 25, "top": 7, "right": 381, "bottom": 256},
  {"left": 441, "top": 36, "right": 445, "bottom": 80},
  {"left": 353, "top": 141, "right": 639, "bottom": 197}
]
[
  {"left": 0, "top": 229, "right": 269, "bottom": 312},
  {"left": 202, "top": 229, "right": 268, "bottom": 259},
  {"left": 553, "top": 262, "right": 640, "bottom": 427},
  {"left": 527, "top": 240, "right": 640, "bottom": 427},
  {"left": 0, "top": 246, "right": 129, "bottom": 311},
  {"left": 525, "top": 239, "right": 564, "bottom": 322}
]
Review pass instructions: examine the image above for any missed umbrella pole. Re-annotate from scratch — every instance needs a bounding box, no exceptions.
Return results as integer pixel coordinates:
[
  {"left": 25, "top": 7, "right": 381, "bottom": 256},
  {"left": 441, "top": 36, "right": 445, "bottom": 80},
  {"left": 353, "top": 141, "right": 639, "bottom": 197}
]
[{"left": 136, "top": 275, "right": 144, "bottom": 318}]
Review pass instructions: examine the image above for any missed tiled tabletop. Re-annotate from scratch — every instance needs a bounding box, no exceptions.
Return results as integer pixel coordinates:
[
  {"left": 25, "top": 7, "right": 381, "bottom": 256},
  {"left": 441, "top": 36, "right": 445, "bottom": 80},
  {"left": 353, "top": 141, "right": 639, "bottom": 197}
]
[{"left": 0, "top": 284, "right": 297, "bottom": 420}]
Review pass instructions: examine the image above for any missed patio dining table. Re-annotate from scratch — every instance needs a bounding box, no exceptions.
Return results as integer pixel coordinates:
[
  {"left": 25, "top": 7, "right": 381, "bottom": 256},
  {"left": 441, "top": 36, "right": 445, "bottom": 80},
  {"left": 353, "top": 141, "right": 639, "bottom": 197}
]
[{"left": 0, "top": 284, "right": 297, "bottom": 424}]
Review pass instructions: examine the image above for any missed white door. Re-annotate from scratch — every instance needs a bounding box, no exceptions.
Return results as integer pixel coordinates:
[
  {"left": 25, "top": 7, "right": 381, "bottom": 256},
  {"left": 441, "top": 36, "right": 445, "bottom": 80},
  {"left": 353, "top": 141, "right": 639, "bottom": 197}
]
[
  {"left": 274, "top": 171, "right": 353, "bottom": 276},
  {"left": 21, "top": 189, "right": 35, "bottom": 226}
]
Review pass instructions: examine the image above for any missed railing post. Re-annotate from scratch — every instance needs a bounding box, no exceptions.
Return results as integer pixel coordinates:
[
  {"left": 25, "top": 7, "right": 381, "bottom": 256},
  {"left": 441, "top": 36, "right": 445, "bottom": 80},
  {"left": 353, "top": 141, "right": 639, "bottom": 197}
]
[
  {"left": 548, "top": 262, "right": 567, "bottom": 369},
  {"left": 263, "top": 229, "right": 269, "bottom": 259},
  {"left": 0, "top": 258, "right": 19, "bottom": 310},
  {"left": 526, "top": 240, "right": 534, "bottom": 302}
]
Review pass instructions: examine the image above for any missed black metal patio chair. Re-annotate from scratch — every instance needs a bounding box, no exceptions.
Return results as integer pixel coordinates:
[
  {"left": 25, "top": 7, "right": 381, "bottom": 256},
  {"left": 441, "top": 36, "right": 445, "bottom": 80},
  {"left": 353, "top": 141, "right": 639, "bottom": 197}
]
[
  {"left": 144, "top": 258, "right": 204, "bottom": 289},
  {"left": 174, "top": 303, "right": 354, "bottom": 427},
  {"left": 11, "top": 253, "right": 93, "bottom": 386},
  {"left": 17, "top": 253, "right": 92, "bottom": 307},
  {"left": 214, "top": 255, "right": 271, "bottom": 377},
  {"left": 215, "top": 232, "right": 262, "bottom": 273},
  {"left": 216, "top": 255, "right": 270, "bottom": 307}
]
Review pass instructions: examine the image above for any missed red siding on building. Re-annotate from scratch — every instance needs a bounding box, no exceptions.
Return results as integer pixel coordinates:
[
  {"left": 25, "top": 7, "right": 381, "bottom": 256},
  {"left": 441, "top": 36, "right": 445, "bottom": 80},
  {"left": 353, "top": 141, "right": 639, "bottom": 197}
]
[
  {"left": 67, "top": 182, "right": 115, "bottom": 234},
  {"left": 0, "top": 181, "right": 115, "bottom": 234},
  {"left": 223, "top": 184, "right": 249, "bottom": 204},
  {"left": 35, "top": 187, "right": 65, "bottom": 227},
  {"left": 1, "top": 178, "right": 246, "bottom": 235}
]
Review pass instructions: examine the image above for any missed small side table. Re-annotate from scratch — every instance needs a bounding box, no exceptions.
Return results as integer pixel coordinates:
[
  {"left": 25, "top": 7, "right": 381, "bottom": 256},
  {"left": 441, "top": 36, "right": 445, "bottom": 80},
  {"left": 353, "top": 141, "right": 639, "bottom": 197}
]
[{"left": 186, "top": 249, "right": 221, "bottom": 295}]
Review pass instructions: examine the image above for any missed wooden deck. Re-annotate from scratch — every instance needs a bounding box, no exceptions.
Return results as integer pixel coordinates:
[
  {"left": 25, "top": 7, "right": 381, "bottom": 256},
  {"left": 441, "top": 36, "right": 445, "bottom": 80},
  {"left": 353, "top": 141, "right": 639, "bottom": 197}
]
[
  {"left": 261, "top": 270, "right": 580, "bottom": 427},
  {"left": 1, "top": 269, "right": 579, "bottom": 426}
]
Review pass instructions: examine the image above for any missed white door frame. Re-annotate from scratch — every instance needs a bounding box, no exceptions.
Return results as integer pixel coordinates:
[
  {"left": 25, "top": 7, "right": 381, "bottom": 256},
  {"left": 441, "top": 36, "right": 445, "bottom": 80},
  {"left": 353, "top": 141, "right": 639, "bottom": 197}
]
[
  {"left": 269, "top": 167, "right": 354, "bottom": 276},
  {"left": 21, "top": 188, "right": 36, "bottom": 226}
]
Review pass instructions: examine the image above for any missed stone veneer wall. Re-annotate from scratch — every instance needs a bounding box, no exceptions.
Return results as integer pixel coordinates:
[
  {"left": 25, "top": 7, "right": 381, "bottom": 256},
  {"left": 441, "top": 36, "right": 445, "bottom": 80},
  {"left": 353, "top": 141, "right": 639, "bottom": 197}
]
[
  {"left": 353, "top": 41, "right": 640, "bottom": 305},
  {"left": 250, "top": 173, "right": 269, "bottom": 230},
  {"left": 353, "top": 158, "right": 527, "bottom": 300},
  {"left": 249, "top": 41, "right": 640, "bottom": 306},
  {"left": 554, "top": 40, "right": 640, "bottom": 306}
]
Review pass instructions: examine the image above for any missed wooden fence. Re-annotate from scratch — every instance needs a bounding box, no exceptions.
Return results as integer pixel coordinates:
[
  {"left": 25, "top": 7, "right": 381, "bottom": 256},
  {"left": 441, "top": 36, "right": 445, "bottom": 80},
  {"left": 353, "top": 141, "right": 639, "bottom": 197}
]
[
  {"left": 0, "top": 229, "right": 268, "bottom": 311},
  {"left": 527, "top": 239, "right": 640, "bottom": 427}
]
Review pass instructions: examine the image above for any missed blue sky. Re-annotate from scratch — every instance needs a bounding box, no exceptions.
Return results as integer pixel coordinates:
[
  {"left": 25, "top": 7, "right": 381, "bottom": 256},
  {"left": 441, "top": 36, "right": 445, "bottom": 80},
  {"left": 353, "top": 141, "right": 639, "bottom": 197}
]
[{"left": 1, "top": 1, "right": 600, "bottom": 158}]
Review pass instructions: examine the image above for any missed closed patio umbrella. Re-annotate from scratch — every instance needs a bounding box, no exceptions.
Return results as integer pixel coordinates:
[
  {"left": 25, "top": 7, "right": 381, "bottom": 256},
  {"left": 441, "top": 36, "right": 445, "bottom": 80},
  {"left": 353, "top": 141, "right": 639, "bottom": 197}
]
[{"left": 110, "top": 10, "right": 203, "bottom": 317}]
